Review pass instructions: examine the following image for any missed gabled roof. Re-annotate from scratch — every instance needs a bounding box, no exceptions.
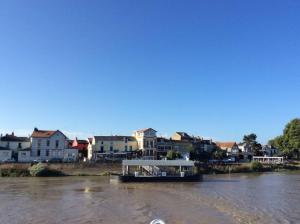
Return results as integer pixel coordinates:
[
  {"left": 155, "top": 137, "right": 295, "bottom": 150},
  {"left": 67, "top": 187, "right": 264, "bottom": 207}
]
[
  {"left": 31, "top": 129, "right": 67, "bottom": 138},
  {"left": 175, "top": 132, "right": 192, "bottom": 138},
  {"left": 0, "top": 134, "right": 30, "bottom": 142},
  {"left": 94, "top": 136, "right": 136, "bottom": 142},
  {"left": 135, "top": 128, "right": 157, "bottom": 133},
  {"left": 216, "top": 142, "right": 237, "bottom": 148}
]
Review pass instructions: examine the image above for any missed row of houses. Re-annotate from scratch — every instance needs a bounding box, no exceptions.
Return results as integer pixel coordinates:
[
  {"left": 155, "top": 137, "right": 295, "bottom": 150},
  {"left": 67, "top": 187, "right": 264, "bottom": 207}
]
[
  {"left": 216, "top": 142, "right": 278, "bottom": 161},
  {"left": 0, "top": 127, "right": 278, "bottom": 163}
]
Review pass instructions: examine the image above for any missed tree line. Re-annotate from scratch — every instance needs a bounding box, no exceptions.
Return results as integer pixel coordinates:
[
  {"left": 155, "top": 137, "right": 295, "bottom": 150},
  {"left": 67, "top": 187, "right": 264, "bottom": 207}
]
[{"left": 269, "top": 118, "right": 300, "bottom": 159}]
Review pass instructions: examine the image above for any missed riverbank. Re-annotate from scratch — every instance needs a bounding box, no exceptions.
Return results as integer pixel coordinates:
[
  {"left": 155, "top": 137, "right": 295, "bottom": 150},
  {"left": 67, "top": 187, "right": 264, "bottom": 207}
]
[
  {"left": 0, "top": 162, "right": 122, "bottom": 177},
  {"left": 1, "top": 161, "right": 299, "bottom": 177},
  {"left": 198, "top": 161, "right": 300, "bottom": 174}
]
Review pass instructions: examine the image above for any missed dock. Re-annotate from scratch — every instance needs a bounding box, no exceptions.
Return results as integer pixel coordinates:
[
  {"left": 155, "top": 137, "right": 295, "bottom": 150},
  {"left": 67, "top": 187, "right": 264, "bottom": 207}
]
[{"left": 119, "top": 159, "right": 201, "bottom": 182}]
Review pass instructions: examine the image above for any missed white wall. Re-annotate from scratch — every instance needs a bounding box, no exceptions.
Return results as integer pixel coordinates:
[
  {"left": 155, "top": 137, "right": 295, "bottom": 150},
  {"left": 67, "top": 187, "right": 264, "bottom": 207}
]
[
  {"left": 0, "top": 150, "right": 12, "bottom": 161},
  {"left": 31, "top": 131, "right": 67, "bottom": 159}
]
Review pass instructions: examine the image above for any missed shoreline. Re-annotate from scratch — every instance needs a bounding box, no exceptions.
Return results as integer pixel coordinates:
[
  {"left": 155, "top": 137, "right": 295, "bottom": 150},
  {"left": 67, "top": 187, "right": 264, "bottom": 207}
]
[{"left": 1, "top": 162, "right": 299, "bottom": 177}]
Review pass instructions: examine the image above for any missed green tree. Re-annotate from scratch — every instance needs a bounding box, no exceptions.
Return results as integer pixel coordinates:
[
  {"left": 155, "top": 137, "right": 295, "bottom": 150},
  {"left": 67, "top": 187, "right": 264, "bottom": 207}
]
[
  {"left": 243, "top": 133, "right": 262, "bottom": 156},
  {"left": 213, "top": 148, "right": 227, "bottom": 160},
  {"left": 166, "top": 150, "right": 182, "bottom": 160},
  {"left": 243, "top": 133, "right": 257, "bottom": 144},
  {"left": 269, "top": 118, "right": 300, "bottom": 159}
]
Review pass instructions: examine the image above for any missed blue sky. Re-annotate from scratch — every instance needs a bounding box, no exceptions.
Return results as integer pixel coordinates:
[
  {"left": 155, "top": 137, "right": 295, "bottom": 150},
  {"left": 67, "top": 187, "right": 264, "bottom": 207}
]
[{"left": 0, "top": 0, "right": 299, "bottom": 143}]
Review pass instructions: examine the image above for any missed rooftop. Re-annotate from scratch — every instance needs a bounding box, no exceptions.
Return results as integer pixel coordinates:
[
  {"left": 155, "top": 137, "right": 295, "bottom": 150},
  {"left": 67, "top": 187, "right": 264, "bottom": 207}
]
[
  {"left": 0, "top": 133, "right": 30, "bottom": 142},
  {"left": 122, "top": 160, "right": 195, "bottom": 167}
]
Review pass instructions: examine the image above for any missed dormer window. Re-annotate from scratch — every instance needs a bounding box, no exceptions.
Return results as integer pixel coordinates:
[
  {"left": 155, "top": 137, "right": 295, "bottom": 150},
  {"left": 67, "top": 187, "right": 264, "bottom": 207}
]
[{"left": 47, "top": 140, "right": 50, "bottom": 147}]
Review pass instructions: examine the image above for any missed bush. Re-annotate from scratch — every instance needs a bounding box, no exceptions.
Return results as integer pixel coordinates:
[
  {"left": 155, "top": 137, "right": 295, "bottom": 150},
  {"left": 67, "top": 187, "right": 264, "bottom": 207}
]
[
  {"left": 0, "top": 167, "right": 30, "bottom": 177},
  {"left": 251, "top": 161, "right": 263, "bottom": 171},
  {"left": 28, "top": 163, "right": 65, "bottom": 177}
]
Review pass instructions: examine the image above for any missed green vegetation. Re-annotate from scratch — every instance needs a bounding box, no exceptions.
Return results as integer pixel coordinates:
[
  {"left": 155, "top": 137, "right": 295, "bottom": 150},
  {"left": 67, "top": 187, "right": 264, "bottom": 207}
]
[
  {"left": 29, "top": 163, "right": 65, "bottom": 177},
  {"left": 250, "top": 161, "right": 263, "bottom": 171},
  {"left": 0, "top": 167, "right": 30, "bottom": 177},
  {"left": 243, "top": 133, "right": 262, "bottom": 156},
  {"left": 269, "top": 118, "right": 300, "bottom": 159},
  {"left": 166, "top": 150, "right": 182, "bottom": 160},
  {"left": 212, "top": 149, "right": 227, "bottom": 160}
]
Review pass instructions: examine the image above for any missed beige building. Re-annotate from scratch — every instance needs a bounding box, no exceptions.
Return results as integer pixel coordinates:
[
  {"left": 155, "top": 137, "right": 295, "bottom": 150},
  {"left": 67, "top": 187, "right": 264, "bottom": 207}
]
[
  {"left": 88, "top": 128, "right": 158, "bottom": 161},
  {"left": 88, "top": 136, "right": 138, "bottom": 161},
  {"left": 134, "top": 128, "right": 157, "bottom": 160}
]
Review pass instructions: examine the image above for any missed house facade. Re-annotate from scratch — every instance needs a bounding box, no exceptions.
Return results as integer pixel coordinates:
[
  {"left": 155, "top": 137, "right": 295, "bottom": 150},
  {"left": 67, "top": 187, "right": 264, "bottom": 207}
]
[
  {"left": 31, "top": 128, "right": 68, "bottom": 160},
  {"left": 88, "top": 136, "right": 138, "bottom": 161},
  {"left": 216, "top": 142, "right": 240, "bottom": 155},
  {"left": 262, "top": 145, "right": 278, "bottom": 157},
  {"left": 134, "top": 128, "right": 157, "bottom": 160},
  {"left": 0, "top": 133, "right": 31, "bottom": 161},
  {"left": 0, "top": 147, "right": 12, "bottom": 162}
]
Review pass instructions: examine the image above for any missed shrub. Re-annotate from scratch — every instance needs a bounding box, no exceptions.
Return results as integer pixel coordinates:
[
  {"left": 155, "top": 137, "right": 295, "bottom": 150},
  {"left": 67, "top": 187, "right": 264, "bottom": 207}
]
[
  {"left": 28, "top": 163, "right": 65, "bottom": 177},
  {"left": 0, "top": 167, "right": 30, "bottom": 177},
  {"left": 251, "top": 161, "right": 263, "bottom": 171}
]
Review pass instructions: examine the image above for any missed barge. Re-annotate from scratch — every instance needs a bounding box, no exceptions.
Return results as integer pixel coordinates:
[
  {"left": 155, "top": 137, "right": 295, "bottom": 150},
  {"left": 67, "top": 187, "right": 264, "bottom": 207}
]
[{"left": 119, "top": 160, "right": 201, "bottom": 182}]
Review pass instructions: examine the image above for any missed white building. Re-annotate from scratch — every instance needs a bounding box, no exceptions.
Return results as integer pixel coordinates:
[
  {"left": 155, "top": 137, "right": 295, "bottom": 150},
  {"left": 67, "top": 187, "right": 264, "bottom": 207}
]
[
  {"left": 0, "top": 133, "right": 31, "bottom": 161},
  {"left": 31, "top": 128, "right": 68, "bottom": 160},
  {"left": 63, "top": 148, "right": 79, "bottom": 162},
  {"left": 18, "top": 149, "right": 32, "bottom": 163},
  {"left": 262, "top": 145, "right": 278, "bottom": 157},
  {"left": 0, "top": 147, "right": 12, "bottom": 162}
]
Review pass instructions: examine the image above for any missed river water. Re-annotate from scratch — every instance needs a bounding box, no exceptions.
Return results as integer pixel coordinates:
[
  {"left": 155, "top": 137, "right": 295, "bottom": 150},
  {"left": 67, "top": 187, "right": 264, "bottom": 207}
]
[{"left": 0, "top": 172, "right": 299, "bottom": 224}]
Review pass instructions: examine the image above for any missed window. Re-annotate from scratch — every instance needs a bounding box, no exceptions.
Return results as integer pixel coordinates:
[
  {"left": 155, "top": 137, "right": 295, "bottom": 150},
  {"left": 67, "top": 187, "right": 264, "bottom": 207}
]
[
  {"left": 101, "top": 141, "right": 103, "bottom": 144},
  {"left": 7, "top": 142, "right": 10, "bottom": 148},
  {"left": 125, "top": 146, "right": 128, "bottom": 152},
  {"left": 46, "top": 150, "right": 49, "bottom": 157},
  {"left": 129, "top": 146, "right": 132, "bottom": 151},
  {"left": 47, "top": 140, "right": 50, "bottom": 147},
  {"left": 55, "top": 140, "right": 59, "bottom": 148},
  {"left": 100, "top": 146, "right": 104, "bottom": 153},
  {"left": 125, "top": 138, "right": 128, "bottom": 143},
  {"left": 110, "top": 146, "right": 113, "bottom": 152},
  {"left": 37, "top": 140, "right": 41, "bottom": 148},
  {"left": 37, "top": 150, "right": 41, "bottom": 157},
  {"left": 18, "top": 143, "right": 22, "bottom": 149}
]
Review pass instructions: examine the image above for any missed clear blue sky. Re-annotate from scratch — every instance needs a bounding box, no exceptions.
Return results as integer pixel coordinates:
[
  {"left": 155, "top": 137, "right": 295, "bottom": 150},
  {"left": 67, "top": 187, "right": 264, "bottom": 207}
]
[{"left": 0, "top": 0, "right": 299, "bottom": 143}]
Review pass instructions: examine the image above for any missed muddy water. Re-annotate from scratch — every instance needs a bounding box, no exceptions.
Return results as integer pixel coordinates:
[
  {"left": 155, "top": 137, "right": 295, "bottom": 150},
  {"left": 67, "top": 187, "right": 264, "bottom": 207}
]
[{"left": 0, "top": 172, "right": 300, "bottom": 224}]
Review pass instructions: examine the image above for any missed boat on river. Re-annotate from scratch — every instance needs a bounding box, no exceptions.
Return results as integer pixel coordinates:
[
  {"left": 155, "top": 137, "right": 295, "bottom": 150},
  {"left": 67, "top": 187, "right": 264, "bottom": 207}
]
[{"left": 119, "top": 159, "right": 201, "bottom": 182}]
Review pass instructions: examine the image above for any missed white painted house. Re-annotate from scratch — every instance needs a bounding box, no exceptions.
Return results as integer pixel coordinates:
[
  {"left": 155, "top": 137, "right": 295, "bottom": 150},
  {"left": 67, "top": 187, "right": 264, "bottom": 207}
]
[
  {"left": 0, "top": 147, "right": 12, "bottom": 162},
  {"left": 31, "top": 128, "right": 68, "bottom": 160},
  {"left": 0, "top": 132, "right": 31, "bottom": 162}
]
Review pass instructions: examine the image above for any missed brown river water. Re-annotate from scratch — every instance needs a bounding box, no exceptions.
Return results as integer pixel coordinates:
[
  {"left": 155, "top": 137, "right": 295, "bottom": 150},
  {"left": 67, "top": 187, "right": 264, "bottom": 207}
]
[{"left": 0, "top": 172, "right": 300, "bottom": 224}]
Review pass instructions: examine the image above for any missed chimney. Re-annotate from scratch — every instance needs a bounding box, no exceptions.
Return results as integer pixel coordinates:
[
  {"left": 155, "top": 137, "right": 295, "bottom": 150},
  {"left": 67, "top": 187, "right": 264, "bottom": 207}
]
[
  {"left": 12, "top": 132, "right": 14, "bottom": 136},
  {"left": 34, "top": 127, "right": 38, "bottom": 132}
]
